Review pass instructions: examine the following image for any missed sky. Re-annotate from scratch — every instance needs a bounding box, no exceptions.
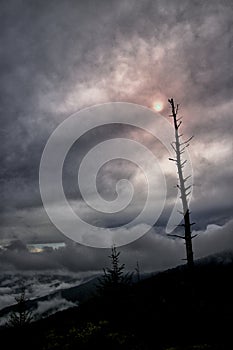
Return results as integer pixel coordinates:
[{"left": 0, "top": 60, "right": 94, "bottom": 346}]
[{"left": 0, "top": 0, "right": 233, "bottom": 274}]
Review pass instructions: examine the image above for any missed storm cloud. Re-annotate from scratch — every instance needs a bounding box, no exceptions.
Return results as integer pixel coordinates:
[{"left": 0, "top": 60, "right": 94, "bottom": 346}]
[
  {"left": 0, "top": 0, "right": 233, "bottom": 268},
  {"left": 0, "top": 220, "right": 233, "bottom": 273}
]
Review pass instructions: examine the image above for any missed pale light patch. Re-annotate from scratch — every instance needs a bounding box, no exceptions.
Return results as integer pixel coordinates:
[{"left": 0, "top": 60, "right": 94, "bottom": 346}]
[
  {"left": 153, "top": 101, "right": 163, "bottom": 112},
  {"left": 194, "top": 140, "right": 232, "bottom": 164}
]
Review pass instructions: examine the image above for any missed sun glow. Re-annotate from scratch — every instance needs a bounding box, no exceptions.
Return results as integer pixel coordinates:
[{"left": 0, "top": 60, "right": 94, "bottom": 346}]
[{"left": 153, "top": 102, "right": 163, "bottom": 112}]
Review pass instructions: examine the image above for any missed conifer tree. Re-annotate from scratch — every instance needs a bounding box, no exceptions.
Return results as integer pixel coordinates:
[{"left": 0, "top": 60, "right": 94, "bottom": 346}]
[
  {"left": 98, "top": 246, "right": 132, "bottom": 295},
  {"left": 7, "top": 286, "right": 32, "bottom": 327}
]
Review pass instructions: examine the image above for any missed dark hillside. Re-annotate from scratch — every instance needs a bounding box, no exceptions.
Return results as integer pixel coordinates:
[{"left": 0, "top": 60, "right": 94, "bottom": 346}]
[{"left": 1, "top": 259, "right": 233, "bottom": 349}]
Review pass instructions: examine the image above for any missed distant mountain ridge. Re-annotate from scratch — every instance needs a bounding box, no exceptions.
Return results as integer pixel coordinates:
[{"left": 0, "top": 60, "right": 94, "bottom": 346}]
[
  {"left": 1, "top": 250, "right": 233, "bottom": 321},
  {"left": 1, "top": 250, "right": 233, "bottom": 348}
]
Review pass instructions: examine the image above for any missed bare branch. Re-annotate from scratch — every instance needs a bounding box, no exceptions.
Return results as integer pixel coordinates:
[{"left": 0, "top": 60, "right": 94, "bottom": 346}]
[
  {"left": 167, "top": 234, "right": 185, "bottom": 239},
  {"left": 171, "top": 143, "right": 177, "bottom": 153},
  {"left": 185, "top": 185, "right": 192, "bottom": 192},
  {"left": 184, "top": 175, "right": 191, "bottom": 182},
  {"left": 181, "top": 135, "right": 194, "bottom": 145}
]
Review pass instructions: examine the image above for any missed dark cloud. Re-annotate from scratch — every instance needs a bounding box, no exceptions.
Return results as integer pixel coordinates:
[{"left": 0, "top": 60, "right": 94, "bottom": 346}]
[
  {"left": 0, "top": 0, "right": 232, "bottom": 262},
  {"left": 0, "top": 220, "right": 233, "bottom": 274}
]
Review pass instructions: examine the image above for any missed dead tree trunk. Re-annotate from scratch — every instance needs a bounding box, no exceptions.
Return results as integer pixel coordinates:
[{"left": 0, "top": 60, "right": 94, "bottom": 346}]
[{"left": 168, "top": 98, "right": 195, "bottom": 268}]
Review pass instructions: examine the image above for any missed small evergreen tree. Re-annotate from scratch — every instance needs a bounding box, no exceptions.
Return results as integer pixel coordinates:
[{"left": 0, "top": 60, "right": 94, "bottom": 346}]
[
  {"left": 98, "top": 246, "right": 132, "bottom": 296},
  {"left": 7, "top": 286, "right": 32, "bottom": 327}
]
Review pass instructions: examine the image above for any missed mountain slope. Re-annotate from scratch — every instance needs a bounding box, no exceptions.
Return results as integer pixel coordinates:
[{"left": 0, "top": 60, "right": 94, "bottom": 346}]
[{"left": 1, "top": 254, "right": 233, "bottom": 349}]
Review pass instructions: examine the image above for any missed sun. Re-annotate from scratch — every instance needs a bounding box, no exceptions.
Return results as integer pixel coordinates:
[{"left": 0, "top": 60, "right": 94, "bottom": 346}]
[{"left": 152, "top": 102, "right": 163, "bottom": 112}]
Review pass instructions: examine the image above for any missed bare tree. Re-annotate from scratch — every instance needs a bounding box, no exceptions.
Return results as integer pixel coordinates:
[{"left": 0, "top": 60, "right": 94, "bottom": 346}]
[
  {"left": 168, "top": 98, "right": 196, "bottom": 267},
  {"left": 135, "top": 261, "right": 141, "bottom": 282}
]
